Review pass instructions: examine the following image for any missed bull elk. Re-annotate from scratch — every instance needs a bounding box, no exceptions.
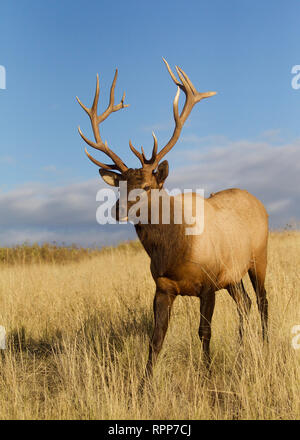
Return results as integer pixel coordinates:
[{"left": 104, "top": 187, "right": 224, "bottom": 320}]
[{"left": 77, "top": 59, "right": 269, "bottom": 378}]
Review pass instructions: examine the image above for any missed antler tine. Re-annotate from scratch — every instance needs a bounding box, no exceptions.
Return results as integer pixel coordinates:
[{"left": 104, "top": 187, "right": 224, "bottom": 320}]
[
  {"left": 176, "top": 66, "right": 197, "bottom": 95},
  {"left": 129, "top": 132, "right": 158, "bottom": 167},
  {"left": 150, "top": 131, "right": 158, "bottom": 162},
  {"left": 162, "top": 58, "right": 182, "bottom": 89},
  {"left": 76, "top": 74, "right": 101, "bottom": 142},
  {"left": 134, "top": 132, "right": 159, "bottom": 166},
  {"left": 129, "top": 140, "right": 145, "bottom": 167},
  {"left": 78, "top": 127, "right": 128, "bottom": 172},
  {"left": 98, "top": 70, "right": 130, "bottom": 124},
  {"left": 173, "top": 86, "right": 181, "bottom": 126},
  {"left": 77, "top": 71, "right": 129, "bottom": 173},
  {"left": 141, "top": 146, "right": 147, "bottom": 161},
  {"left": 84, "top": 148, "right": 122, "bottom": 170},
  {"left": 153, "top": 59, "right": 217, "bottom": 165}
]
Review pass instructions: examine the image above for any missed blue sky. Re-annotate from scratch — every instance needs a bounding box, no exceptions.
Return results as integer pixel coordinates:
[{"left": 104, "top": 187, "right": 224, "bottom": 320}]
[{"left": 0, "top": 0, "right": 300, "bottom": 246}]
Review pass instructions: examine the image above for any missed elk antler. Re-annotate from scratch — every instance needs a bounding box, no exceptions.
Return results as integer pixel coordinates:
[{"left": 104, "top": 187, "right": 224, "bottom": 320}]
[
  {"left": 77, "top": 71, "right": 129, "bottom": 173},
  {"left": 77, "top": 61, "right": 216, "bottom": 173},
  {"left": 129, "top": 59, "right": 216, "bottom": 169},
  {"left": 150, "top": 59, "right": 216, "bottom": 167},
  {"left": 129, "top": 131, "right": 158, "bottom": 167}
]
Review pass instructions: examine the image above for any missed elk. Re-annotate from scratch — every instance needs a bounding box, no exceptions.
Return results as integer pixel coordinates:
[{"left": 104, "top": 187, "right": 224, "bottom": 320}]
[{"left": 77, "top": 59, "right": 269, "bottom": 378}]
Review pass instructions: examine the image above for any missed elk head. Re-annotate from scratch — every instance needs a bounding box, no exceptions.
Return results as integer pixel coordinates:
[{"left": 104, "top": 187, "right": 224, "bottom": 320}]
[{"left": 77, "top": 59, "right": 216, "bottom": 221}]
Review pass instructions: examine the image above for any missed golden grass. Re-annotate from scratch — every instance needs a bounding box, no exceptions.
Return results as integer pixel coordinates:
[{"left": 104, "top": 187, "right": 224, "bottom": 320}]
[
  {"left": 0, "top": 241, "right": 141, "bottom": 265},
  {"left": 0, "top": 232, "right": 299, "bottom": 419}
]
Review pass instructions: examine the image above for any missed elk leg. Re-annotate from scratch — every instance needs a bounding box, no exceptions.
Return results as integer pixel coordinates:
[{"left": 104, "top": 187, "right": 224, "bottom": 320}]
[
  {"left": 248, "top": 263, "right": 268, "bottom": 342},
  {"left": 144, "top": 290, "right": 176, "bottom": 379},
  {"left": 198, "top": 290, "right": 215, "bottom": 367},
  {"left": 227, "top": 281, "right": 251, "bottom": 341}
]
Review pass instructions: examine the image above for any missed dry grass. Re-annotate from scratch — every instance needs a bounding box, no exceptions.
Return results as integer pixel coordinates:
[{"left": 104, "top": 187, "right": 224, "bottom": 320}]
[
  {"left": 0, "top": 241, "right": 141, "bottom": 265},
  {"left": 0, "top": 232, "right": 299, "bottom": 420}
]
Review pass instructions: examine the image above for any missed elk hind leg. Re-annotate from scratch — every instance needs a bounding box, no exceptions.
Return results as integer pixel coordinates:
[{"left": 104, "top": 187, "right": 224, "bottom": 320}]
[
  {"left": 248, "top": 257, "right": 268, "bottom": 342},
  {"left": 227, "top": 281, "right": 251, "bottom": 342},
  {"left": 198, "top": 290, "right": 216, "bottom": 368}
]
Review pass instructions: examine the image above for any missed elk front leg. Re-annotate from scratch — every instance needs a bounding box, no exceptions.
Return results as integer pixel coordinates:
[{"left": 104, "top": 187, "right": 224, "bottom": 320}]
[
  {"left": 199, "top": 290, "right": 216, "bottom": 368},
  {"left": 144, "top": 289, "right": 176, "bottom": 379}
]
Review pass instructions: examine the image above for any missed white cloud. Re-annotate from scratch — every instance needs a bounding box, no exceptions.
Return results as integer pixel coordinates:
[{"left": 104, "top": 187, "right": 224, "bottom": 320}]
[
  {"left": 0, "top": 135, "right": 299, "bottom": 246},
  {"left": 167, "top": 136, "right": 300, "bottom": 226},
  {"left": 0, "top": 178, "right": 134, "bottom": 247}
]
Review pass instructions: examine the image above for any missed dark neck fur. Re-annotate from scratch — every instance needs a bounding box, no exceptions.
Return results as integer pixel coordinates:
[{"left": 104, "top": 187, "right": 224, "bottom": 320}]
[{"left": 135, "top": 220, "right": 188, "bottom": 279}]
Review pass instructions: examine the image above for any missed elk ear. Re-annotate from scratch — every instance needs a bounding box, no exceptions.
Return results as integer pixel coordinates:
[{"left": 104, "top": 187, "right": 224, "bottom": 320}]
[
  {"left": 156, "top": 160, "right": 169, "bottom": 186},
  {"left": 99, "top": 169, "right": 121, "bottom": 187}
]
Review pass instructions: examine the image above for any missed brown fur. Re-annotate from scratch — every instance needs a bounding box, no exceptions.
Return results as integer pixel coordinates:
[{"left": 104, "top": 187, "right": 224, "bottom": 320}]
[
  {"left": 77, "top": 61, "right": 269, "bottom": 380},
  {"left": 125, "top": 181, "right": 269, "bottom": 378}
]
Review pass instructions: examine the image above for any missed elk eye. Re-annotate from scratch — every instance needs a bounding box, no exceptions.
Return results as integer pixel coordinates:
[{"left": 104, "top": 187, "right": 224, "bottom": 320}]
[{"left": 143, "top": 185, "right": 151, "bottom": 192}]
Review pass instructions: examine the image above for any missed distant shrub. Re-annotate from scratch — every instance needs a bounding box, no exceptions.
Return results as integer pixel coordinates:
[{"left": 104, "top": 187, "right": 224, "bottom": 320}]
[{"left": 0, "top": 240, "right": 143, "bottom": 265}]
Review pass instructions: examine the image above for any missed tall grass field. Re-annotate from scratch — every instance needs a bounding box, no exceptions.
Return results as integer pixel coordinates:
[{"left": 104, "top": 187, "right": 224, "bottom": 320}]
[{"left": 0, "top": 232, "right": 299, "bottom": 420}]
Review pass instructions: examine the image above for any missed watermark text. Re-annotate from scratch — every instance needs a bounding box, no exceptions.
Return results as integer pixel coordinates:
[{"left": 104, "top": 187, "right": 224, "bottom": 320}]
[
  {"left": 96, "top": 184, "right": 205, "bottom": 236},
  {"left": 0, "top": 326, "right": 6, "bottom": 349},
  {"left": 0, "top": 65, "right": 6, "bottom": 90},
  {"left": 291, "top": 65, "right": 300, "bottom": 90},
  {"left": 291, "top": 325, "right": 300, "bottom": 350}
]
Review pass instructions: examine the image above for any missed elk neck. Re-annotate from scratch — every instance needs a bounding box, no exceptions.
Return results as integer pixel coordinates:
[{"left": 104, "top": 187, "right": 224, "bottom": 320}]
[{"left": 134, "top": 192, "right": 189, "bottom": 278}]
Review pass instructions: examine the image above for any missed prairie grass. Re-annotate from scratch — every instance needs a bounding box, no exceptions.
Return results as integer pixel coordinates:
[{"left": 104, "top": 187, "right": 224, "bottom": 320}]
[
  {"left": 0, "top": 232, "right": 299, "bottom": 419},
  {"left": 0, "top": 241, "right": 141, "bottom": 265}
]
